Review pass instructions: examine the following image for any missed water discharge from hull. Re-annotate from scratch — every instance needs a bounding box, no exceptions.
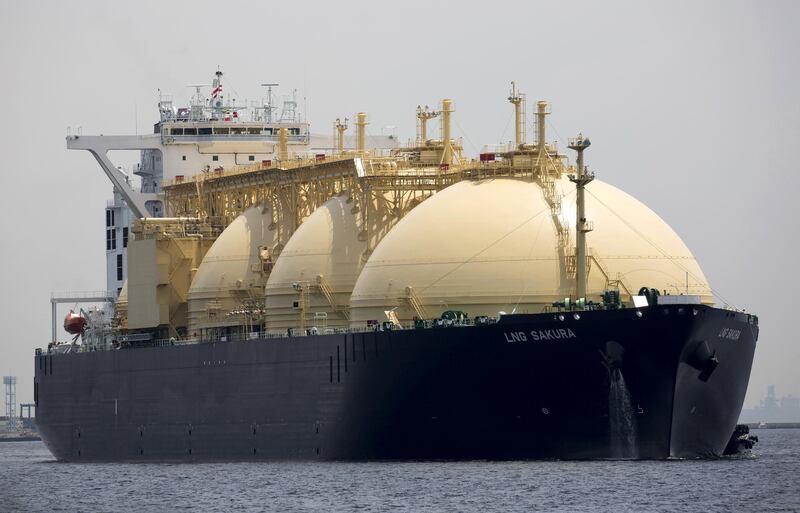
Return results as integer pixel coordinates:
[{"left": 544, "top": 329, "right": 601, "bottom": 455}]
[{"left": 609, "top": 368, "right": 638, "bottom": 459}]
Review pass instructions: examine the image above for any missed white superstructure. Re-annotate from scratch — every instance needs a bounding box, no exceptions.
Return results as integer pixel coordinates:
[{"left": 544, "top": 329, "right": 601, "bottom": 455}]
[
  {"left": 68, "top": 69, "right": 399, "bottom": 298},
  {"left": 105, "top": 190, "right": 133, "bottom": 296}
]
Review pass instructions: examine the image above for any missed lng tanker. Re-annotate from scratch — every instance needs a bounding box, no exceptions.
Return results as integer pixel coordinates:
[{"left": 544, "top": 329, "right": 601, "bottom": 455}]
[{"left": 35, "top": 73, "right": 758, "bottom": 460}]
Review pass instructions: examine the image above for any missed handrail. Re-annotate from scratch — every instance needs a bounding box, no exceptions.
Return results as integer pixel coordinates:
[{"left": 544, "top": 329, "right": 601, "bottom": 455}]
[
  {"left": 161, "top": 153, "right": 360, "bottom": 188},
  {"left": 51, "top": 291, "right": 115, "bottom": 300},
  {"left": 160, "top": 152, "right": 554, "bottom": 189}
]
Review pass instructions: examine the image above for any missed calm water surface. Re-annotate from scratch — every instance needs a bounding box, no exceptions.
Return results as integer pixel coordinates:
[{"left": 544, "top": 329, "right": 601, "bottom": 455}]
[{"left": 1, "top": 429, "right": 798, "bottom": 512}]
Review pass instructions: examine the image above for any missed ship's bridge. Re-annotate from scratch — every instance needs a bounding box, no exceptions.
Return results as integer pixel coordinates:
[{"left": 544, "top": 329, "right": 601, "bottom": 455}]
[
  {"left": 158, "top": 121, "right": 309, "bottom": 144},
  {"left": 155, "top": 71, "right": 310, "bottom": 145}
]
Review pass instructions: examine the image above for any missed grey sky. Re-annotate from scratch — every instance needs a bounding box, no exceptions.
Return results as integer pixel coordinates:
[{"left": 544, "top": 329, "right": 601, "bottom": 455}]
[{"left": 1, "top": 0, "right": 797, "bottom": 408}]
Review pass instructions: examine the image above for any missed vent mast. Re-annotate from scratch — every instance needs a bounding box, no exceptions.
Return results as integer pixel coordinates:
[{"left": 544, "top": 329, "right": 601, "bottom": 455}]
[
  {"left": 440, "top": 99, "right": 454, "bottom": 166},
  {"left": 508, "top": 82, "right": 527, "bottom": 149},
  {"left": 416, "top": 106, "right": 439, "bottom": 146},
  {"left": 334, "top": 118, "right": 348, "bottom": 153},
  {"left": 355, "top": 112, "right": 368, "bottom": 155}
]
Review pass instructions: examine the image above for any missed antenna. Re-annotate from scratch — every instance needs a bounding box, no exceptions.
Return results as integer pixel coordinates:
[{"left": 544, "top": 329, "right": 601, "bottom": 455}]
[
  {"left": 184, "top": 84, "right": 210, "bottom": 121},
  {"left": 211, "top": 69, "right": 224, "bottom": 113},
  {"left": 279, "top": 89, "right": 298, "bottom": 123},
  {"left": 260, "top": 83, "right": 279, "bottom": 123}
]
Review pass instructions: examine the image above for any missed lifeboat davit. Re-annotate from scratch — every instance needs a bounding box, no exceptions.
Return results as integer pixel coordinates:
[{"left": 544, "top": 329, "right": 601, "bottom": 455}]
[{"left": 63, "top": 311, "right": 87, "bottom": 335}]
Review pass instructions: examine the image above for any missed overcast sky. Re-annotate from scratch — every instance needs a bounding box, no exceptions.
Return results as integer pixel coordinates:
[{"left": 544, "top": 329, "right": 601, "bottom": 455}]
[{"left": 1, "top": 0, "right": 797, "bottom": 408}]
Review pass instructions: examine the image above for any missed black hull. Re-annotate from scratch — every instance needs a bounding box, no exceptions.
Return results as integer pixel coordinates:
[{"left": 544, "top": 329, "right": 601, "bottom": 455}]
[{"left": 34, "top": 305, "right": 758, "bottom": 461}]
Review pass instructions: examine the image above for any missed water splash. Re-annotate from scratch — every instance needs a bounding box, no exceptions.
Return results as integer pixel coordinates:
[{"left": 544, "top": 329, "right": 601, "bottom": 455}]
[{"left": 609, "top": 368, "right": 638, "bottom": 459}]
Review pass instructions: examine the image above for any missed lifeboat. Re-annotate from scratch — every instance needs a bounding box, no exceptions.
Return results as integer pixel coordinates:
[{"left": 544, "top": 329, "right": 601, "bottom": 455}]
[{"left": 63, "top": 311, "right": 87, "bottom": 335}]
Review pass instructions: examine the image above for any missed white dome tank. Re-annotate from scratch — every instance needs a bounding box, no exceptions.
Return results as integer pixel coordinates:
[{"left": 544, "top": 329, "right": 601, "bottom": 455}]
[
  {"left": 265, "top": 194, "right": 366, "bottom": 332},
  {"left": 187, "top": 204, "right": 284, "bottom": 335},
  {"left": 349, "top": 177, "right": 711, "bottom": 324}
]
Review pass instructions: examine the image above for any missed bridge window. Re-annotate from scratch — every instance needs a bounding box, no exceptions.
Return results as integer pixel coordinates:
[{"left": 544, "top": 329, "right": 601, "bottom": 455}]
[
  {"left": 184, "top": 128, "right": 197, "bottom": 136},
  {"left": 198, "top": 127, "right": 212, "bottom": 135},
  {"left": 248, "top": 155, "right": 255, "bottom": 161},
  {"left": 212, "top": 155, "right": 219, "bottom": 162},
  {"left": 106, "top": 229, "right": 116, "bottom": 250}
]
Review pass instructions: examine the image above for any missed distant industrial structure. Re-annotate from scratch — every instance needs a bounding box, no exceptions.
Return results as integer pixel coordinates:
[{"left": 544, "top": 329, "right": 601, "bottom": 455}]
[
  {"left": 1, "top": 376, "right": 37, "bottom": 437},
  {"left": 3, "top": 376, "right": 18, "bottom": 432},
  {"left": 740, "top": 385, "right": 800, "bottom": 423}
]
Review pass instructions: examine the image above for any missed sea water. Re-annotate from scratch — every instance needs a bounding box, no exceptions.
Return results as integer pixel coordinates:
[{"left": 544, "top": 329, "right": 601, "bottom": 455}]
[{"left": 0, "top": 429, "right": 798, "bottom": 512}]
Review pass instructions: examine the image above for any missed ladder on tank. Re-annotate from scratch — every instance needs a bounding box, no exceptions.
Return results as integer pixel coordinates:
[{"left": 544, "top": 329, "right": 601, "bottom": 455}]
[
  {"left": 316, "top": 275, "right": 350, "bottom": 320},
  {"left": 405, "top": 286, "right": 429, "bottom": 321},
  {"left": 535, "top": 156, "right": 570, "bottom": 259}
]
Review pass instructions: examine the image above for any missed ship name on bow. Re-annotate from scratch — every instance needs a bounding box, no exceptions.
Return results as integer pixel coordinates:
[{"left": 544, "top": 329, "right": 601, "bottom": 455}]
[
  {"left": 504, "top": 328, "right": 578, "bottom": 343},
  {"left": 718, "top": 327, "right": 741, "bottom": 341}
]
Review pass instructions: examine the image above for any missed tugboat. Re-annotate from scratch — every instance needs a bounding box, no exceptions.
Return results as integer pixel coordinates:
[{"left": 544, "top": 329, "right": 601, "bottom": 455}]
[{"left": 724, "top": 424, "right": 759, "bottom": 456}]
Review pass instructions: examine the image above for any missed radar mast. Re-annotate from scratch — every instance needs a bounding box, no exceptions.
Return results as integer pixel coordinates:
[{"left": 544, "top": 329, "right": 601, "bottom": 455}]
[{"left": 260, "top": 83, "right": 279, "bottom": 123}]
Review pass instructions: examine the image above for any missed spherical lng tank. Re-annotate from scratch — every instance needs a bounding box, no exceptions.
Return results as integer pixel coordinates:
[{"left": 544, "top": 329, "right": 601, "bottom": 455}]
[
  {"left": 349, "top": 177, "right": 712, "bottom": 324},
  {"left": 187, "top": 204, "right": 285, "bottom": 336},
  {"left": 264, "top": 193, "right": 366, "bottom": 332}
]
